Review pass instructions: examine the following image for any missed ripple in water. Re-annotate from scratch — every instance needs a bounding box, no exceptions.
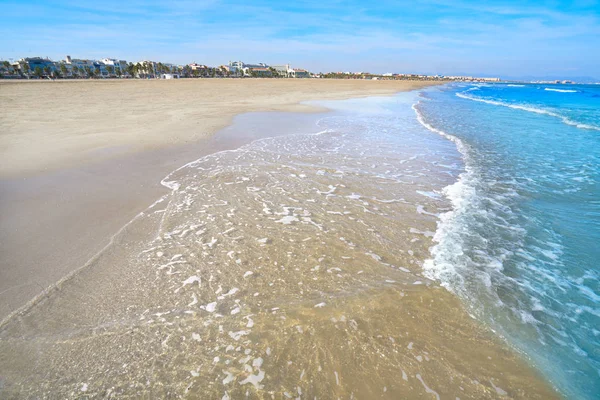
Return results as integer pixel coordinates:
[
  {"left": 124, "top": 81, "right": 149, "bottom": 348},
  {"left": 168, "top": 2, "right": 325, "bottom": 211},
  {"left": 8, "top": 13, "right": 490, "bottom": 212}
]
[{"left": 0, "top": 93, "right": 557, "bottom": 399}]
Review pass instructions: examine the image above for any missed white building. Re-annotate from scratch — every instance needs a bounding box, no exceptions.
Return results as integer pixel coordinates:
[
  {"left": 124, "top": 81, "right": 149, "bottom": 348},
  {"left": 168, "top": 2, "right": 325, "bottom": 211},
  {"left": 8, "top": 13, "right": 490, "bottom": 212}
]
[
  {"left": 101, "top": 58, "right": 128, "bottom": 75},
  {"left": 287, "top": 68, "right": 309, "bottom": 78},
  {"left": 135, "top": 61, "right": 158, "bottom": 78},
  {"left": 271, "top": 64, "right": 290, "bottom": 76},
  {"left": 64, "top": 56, "right": 96, "bottom": 76},
  {"left": 228, "top": 61, "right": 268, "bottom": 75}
]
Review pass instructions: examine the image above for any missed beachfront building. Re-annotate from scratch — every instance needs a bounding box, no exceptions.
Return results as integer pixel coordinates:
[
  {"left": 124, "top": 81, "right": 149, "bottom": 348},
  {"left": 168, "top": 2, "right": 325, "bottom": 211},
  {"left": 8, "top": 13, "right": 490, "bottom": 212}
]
[
  {"left": 227, "top": 61, "right": 245, "bottom": 74},
  {"left": 229, "top": 61, "right": 270, "bottom": 76},
  {"left": 18, "top": 57, "right": 58, "bottom": 77},
  {"left": 189, "top": 63, "right": 209, "bottom": 76},
  {"left": 287, "top": 68, "right": 309, "bottom": 78},
  {"left": 64, "top": 56, "right": 98, "bottom": 77},
  {"left": 101, "top": 58, "right": 128, "bottom": 76},
  {"left": 161, "top": 73, "right": 180, "bottom": 79},
  {"left": 270, "top": 64, "right": 290, "bottom": 77},
  {"left": 0, "top": 60, "right": 21, "bottom": 78},
  {"left": 243, "top": 66, "right": 272, "bottom": 77},
  {"left": 135, "top": 61, "right": 158, "bottom": 78},
  {"left": 218, "top": 65, "right": 235, "bottom": 76},
  {"left": 189, "top": 63, "right": 209, "bottom": 71}
]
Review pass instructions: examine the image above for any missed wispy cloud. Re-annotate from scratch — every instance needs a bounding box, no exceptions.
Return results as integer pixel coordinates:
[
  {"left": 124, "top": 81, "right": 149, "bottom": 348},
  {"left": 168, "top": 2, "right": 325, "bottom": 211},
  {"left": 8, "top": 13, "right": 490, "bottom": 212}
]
[{"left": 1, "top": 0, "right": 598, "bottom": 78}]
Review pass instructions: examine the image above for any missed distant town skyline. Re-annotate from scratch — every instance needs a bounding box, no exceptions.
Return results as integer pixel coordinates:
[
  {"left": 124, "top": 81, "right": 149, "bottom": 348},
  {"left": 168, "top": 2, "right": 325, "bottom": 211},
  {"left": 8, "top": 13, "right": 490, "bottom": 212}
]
[{"left": 1, "top": 0, "right": 599, "bottom": 80}]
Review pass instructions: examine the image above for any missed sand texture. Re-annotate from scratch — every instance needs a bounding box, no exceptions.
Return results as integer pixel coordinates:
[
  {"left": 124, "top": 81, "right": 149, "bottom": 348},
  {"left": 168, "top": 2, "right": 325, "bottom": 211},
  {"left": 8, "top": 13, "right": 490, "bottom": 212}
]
[{"left": 0, "top": 79, "right": 438, "bottom": 177}]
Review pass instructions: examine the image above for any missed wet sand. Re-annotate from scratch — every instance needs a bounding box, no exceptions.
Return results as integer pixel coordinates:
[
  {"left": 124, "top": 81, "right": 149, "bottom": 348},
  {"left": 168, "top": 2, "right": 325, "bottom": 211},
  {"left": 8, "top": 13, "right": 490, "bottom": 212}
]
[
  {"left": 0, "top": 81, "right": 559, "bottom": 398},
  {"left": 0, "top": 79, "right": 438, "bottom": 323}
]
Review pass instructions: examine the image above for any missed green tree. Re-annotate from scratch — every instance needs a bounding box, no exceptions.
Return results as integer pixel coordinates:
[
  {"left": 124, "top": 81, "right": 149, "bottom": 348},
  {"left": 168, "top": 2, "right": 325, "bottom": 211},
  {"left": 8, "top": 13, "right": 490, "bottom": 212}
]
[
  {"left": 43, "top": 66, "right": 51, "bottom": 77},
  {"left": 106, "top": 65, "right": 114, "bottom": 76},
  {"left": 1, "top": 61, "right": 10, "bottom": 76},
  {"left": 84, "top": 66, "right": 92, "bottom": 78},
  {"left": 22, "top": 63, "right": 30, "bottom": 77},
  {"left": 34, "top": 66, "right": 43, "bottom": 78},
  {"left": 60, "top": 64, "right": 68, "bottom": 77}
]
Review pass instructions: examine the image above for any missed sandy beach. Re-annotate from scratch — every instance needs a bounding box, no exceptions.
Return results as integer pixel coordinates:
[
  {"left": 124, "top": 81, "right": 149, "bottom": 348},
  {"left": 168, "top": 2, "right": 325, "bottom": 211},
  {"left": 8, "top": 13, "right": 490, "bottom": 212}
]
[
  {"left": 0, "top": 79, "right": 438, "bottom": 322},
  {"left": 0, "top": 79, "right": 437, "bottom": 177},
  {"left": 0, "top": 79, "right": 558, "bottom": 398}
]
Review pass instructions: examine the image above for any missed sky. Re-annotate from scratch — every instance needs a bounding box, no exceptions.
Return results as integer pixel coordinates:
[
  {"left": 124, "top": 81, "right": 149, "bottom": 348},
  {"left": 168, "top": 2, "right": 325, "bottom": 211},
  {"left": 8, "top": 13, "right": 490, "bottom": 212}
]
[{"left": 1, "top": 0, "right": 599, "bottom": 79}]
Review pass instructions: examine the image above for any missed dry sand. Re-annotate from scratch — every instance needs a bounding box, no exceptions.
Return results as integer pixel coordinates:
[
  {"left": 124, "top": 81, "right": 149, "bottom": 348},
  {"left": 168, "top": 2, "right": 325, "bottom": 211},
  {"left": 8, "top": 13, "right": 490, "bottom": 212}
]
[
  {"left": 0, "top": 79, "right": 438, "bottom": 322},
  {"left": 0, "top": 79, "right": 438, "bottom": 177}
]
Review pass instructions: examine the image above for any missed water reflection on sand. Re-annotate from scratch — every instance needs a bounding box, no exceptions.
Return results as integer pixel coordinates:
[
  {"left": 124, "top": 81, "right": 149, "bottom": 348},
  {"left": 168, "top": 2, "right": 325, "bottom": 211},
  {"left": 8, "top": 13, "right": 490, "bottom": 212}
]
[{"left": 0, "top": 95, "right": 557, "bottom": 399}]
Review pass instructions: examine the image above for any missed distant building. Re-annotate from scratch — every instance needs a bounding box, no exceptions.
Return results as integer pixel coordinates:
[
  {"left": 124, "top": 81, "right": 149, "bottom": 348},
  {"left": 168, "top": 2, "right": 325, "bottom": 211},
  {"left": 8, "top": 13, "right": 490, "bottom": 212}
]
[
  {"left": 101, "top": 58, "right": 128, "bottom": 76},
  {"left": 244, "top": 67, "right": 272, "bottom": 77},
  {"left": 135, "top": 61, "right": 158, "bottom": 78},
  {"left": 64, "top": 56, "right": 97, "bottom": 76},
  {"left": 19, "top": 57, "right": 57, "bottom": 75},
  {"left": 229, "top": 61, "right": 269, "bottom": 76},
  {"left": 271, "top": 64, "right": 290, "bottom": 76},
  {"left": 189, "top": 63, "right": 209, "bottom": 71},
  {"left": 161, "top": 73, "right": 179, "bottom": 79},
  {"left": 287, "top": 68, "right": 309, "bottom": 78}
]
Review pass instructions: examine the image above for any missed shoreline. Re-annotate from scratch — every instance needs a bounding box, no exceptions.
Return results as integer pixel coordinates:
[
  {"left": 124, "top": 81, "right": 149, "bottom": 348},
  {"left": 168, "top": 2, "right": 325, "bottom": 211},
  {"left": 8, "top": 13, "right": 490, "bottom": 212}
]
[
  {"left": 0, "top": 79, "right": 439, "bottom": 323},
  {"left": 0, "top": 111, "right": 328, "bottom": 327},
  {"left": 0, "top": 81, "right": 559, "bottom": 398}
]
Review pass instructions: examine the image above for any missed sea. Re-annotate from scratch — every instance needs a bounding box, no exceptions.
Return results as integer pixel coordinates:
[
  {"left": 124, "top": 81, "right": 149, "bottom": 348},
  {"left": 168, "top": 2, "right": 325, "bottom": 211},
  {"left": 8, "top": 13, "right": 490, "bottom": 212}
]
[
  {"left": 417, "top": 83, "right": 600, "bottom": 399},
  {"left": 1, "top": 83, "right": 598, "bottom": 399}
]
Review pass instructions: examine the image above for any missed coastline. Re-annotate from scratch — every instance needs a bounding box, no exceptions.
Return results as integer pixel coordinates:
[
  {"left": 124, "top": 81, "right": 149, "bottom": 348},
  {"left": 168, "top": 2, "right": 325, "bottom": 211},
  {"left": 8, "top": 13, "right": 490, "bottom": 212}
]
[
  {"left": 0, "top": 81, "right": 559, "bottom": 398},
  {"left": 0, "top": 79, "right": 439, "bottom": 323}
]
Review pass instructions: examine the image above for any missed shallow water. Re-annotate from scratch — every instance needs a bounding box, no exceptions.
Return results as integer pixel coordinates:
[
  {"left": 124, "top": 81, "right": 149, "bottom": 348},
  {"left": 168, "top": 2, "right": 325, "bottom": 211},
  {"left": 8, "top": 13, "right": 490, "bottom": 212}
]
[
  {"left": 0, "top": 92, "right": 557, "bottom": 399},
  {"left": 418, "top": 83, "right": 600, "bottom": 399}
]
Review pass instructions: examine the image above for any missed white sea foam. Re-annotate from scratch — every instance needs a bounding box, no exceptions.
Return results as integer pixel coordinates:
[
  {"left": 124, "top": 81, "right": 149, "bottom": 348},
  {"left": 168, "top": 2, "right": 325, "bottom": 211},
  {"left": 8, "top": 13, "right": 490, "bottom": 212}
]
[
  {"left": 544, "top": 88, "right": 577, "bottom": 93},
  {"left": 456, "top": 91, "right": 600, "bottom": 131},
  {"left": 413, "top": 101, "right": 472, "bottom": 293},
  {"left": 507, "top": 84, "right": 525, "bottom": 87}
]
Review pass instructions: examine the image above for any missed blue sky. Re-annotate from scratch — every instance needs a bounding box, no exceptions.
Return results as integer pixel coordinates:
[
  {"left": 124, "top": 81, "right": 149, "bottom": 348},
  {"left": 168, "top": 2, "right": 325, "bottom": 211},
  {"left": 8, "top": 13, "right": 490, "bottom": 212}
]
[{"left": 1, "top": 0, "right": 599, "bottom": 78}]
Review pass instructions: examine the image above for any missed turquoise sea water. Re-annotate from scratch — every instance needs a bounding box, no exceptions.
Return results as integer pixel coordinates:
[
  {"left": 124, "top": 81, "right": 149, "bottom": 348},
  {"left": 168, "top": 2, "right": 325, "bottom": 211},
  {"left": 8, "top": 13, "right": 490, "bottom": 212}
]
[{"left": 416, "top": 83, "right": 600, "bottom": 399}]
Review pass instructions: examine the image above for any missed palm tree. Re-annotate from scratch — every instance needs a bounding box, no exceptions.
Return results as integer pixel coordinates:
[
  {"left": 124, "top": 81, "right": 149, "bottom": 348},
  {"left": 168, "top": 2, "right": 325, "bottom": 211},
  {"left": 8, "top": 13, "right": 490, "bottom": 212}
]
[
  {"left": 126, "top": 63, "right": 135, "bottom": 78},
  {"left": 43, "top": 66, "right": 51, "bottom": 77},
  {"left": 106, "top": 65, "right": 114, "bottom": 77},
  {"left": 22, "top": 63, "right": 30, "bottom": 77},
  {"left": 34, "top": 66, "right": 43, "bottom": 78},
  {"left": 145, "top": 63, "right": 154, "bottom": 78},
  {"left": 60, "top": 64, "right": 68, "bottom": 78}
]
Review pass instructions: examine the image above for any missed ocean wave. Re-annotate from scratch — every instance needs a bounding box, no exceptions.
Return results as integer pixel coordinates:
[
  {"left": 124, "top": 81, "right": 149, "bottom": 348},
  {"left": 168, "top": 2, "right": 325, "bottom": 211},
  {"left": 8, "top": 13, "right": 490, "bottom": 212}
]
[
  {"left": 456, "top": 92, "right": 600, "bottom": 131},
  {"left": 412, "top": 102, "right": 472, "bottom": 293},
  {"left": 544, "top": 88, "right": 577, "bottom": 93},
  {"left": 507, "top": 84, "right": 525, "bottom": 87}
]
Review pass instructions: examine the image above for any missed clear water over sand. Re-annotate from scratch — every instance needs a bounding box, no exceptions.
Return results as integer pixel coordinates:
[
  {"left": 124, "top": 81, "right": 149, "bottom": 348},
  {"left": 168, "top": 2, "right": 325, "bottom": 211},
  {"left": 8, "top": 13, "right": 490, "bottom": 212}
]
[
  {"left": 418, "top": 83, "right": 600, "bottom": 399},
  {"left": 0, "top": 92, "right": 556, "bottom": 399}
]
